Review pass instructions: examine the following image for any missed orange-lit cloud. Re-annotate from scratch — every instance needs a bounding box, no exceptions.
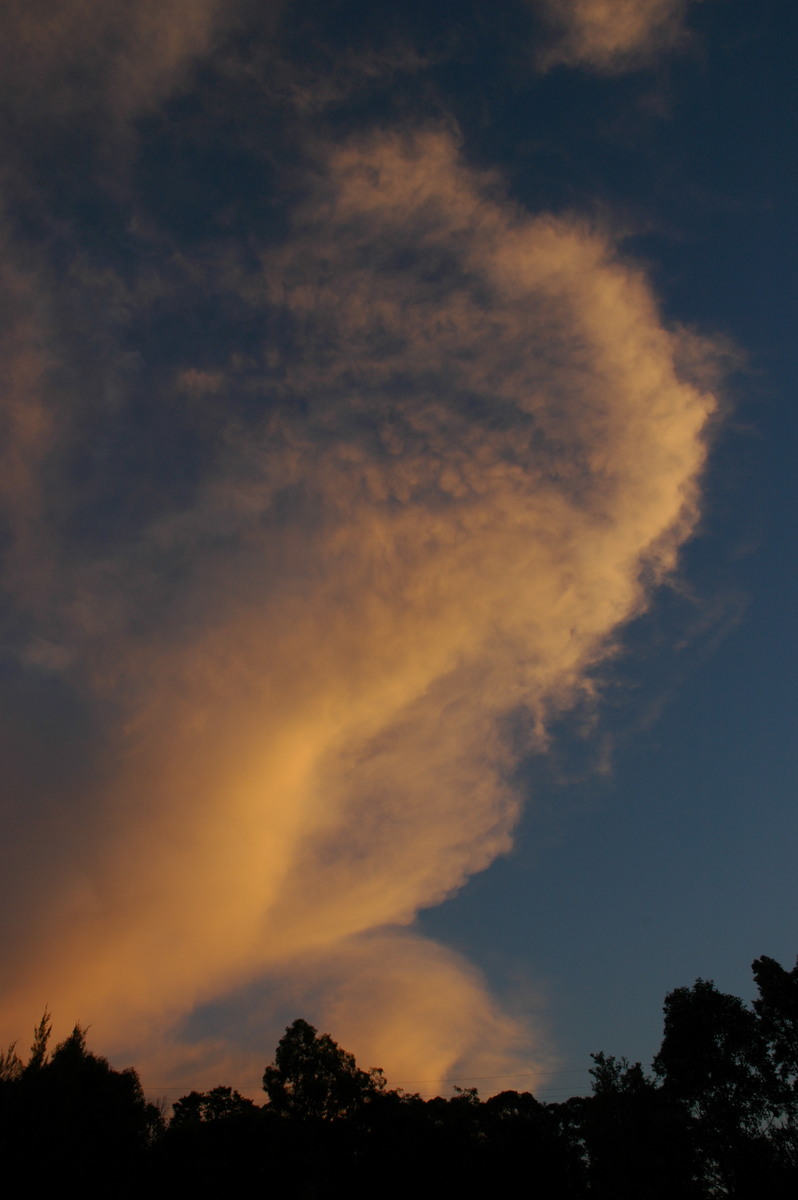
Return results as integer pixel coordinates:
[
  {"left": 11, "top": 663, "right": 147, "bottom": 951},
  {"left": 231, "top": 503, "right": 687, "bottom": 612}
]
[
  {"left": 0, "top": 99, "right": 721, "bottom": 1094},
  {"left": 535, "top": 0, "right": 691, "bottom": 72}
]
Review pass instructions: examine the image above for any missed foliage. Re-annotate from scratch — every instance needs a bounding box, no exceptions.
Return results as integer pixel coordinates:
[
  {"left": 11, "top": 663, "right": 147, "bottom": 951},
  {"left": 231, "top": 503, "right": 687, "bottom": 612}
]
[
  {"left": 0, "top": 1015, "right": 162, "bottom": 1191},
  {"left": 753, "top": 955, "right": 798, "bottom": 1176},
  {"left": 590, "top": 1052, "right": 650, "bottom": 1096},
  {"left": 262, "top": 1017, "right": 385, "bottom": 1121},
  {"left": 171, "top": 1085, "right": 257, "bottom": 1126},
  {"left": 26, "top": 1009, "right": 52, "bottom": 1071},
  {"left": 654, "top": 979, "right": 777, "bottom": 1131},
  {"left": 0, "top": 1043, "right": 22, "bottom": 1082},
  {"left": 5, "top": 956, "right": 798, "bottom": 1194},
  {"left": 583, "top": 1053, "right": 699, "bottom": 1199},
  {"left": 654, "top": 978, "right": 780, "bottom": 1196},
  {"left": 753, "top": 955, "right": 798, "bottom": 1098}
]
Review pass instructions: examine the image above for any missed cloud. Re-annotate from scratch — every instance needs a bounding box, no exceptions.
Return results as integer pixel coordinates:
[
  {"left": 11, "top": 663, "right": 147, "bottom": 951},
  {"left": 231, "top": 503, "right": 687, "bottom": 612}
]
[
  {"left": 0, "top": 0, "right": 230, "bottom": 126},
  {"left": 534, "top": 0, "right": 692, "bottom": 73},
  {"left": 0, "top": 101, "right": 721, "bottom": 1091},
  {"left": 279, "top": 933, "right": 549, "bottom": 1096}
]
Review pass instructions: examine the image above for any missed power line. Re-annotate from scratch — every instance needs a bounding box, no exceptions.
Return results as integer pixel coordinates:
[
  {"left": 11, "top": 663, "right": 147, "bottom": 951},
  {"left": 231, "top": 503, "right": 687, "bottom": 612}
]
[{"left": 142, "top": 1065, "right": 593, "bottom": 1096}]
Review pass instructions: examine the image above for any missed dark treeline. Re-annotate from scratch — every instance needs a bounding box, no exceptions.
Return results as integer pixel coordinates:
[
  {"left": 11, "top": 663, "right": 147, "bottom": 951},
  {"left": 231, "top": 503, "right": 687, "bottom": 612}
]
[{"left": 2, "top": 955, "right": 797, "bottom": 1197}]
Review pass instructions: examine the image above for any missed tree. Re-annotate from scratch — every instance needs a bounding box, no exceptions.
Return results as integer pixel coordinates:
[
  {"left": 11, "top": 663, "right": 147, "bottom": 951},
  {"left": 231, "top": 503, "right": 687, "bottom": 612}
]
[
  {"left": 171, "top": 1085, "right": 256, "bottom": 1126},
  {"left": 262, "top": 1018, "right": 385, "bottom": 1121},
  {"left": 571, "top": 1053, "right": 700, "bottom": 1199},
  {"left": 753, "top": 955, "right": 798, "bottom": 1178},
  {"left": 1, "top": 1018, "right": 163, "bottom": 1190},
  {"left": 654, "top": 979, "right": 778, "bottom": 1196},
  {"left": 0, "top": 1043, "right": 22, "bottom": 1083},
  {"left": 753, "top": 955, "right": 798, "bottom": 1099},
  {"left": 26, "top": 1009, "right": 52, "bottom": 1072}
]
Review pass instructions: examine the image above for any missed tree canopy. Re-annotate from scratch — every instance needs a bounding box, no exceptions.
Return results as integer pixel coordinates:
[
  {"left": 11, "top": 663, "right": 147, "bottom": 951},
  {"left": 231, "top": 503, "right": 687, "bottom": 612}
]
[
  {"left": 4, "top": 955, "right": 798, "bottom": 1196},
  {"left": 262, "top": 1017, "right": 385, "bottom": 1121}
]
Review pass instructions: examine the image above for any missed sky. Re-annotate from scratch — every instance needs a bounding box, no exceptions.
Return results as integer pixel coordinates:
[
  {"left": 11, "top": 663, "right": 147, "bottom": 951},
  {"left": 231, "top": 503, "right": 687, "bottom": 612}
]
[{"left": 0, "top": 0, "right": 795, "bottom": 1103}]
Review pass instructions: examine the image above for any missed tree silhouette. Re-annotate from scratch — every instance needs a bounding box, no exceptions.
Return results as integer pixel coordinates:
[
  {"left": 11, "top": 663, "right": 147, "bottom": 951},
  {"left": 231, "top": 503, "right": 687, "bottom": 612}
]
[
  {"left": 753, "top": 956, "right": 798, "bottom": 1099},
  {"left": 753, "top": 955, "right": 798, "bottom": 1180},
  {"left": 262, "top": 1018, "right": 385, "bottom": 1121},
  {"left": 0, "top": 1017, "right": 162, "bottom": 1191},
  {"left": 579, "top": 1053, "right": 699, "bottom": 1199},
  {"left": 654, "top": 979, "right": 777, "bottom": 1196},
  {"left": 3, "top": 957, "right": 798, "bottom": 1196},
  {"left": 171, "top": 1085, "right": 256, "bottom": 1126},
  {"left": 26, "top": 1009, "right": 52, "bottom": 1071}
]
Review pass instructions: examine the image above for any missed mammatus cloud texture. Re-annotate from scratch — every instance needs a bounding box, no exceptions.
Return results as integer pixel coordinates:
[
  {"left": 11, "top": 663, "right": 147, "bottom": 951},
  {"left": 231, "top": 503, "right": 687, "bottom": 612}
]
[
  {"left": 535, "top": 0, "right": 691, "bottom": 72},
  {"left": 0, "top": 5, "right": 720, "bottom": 1095}
]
